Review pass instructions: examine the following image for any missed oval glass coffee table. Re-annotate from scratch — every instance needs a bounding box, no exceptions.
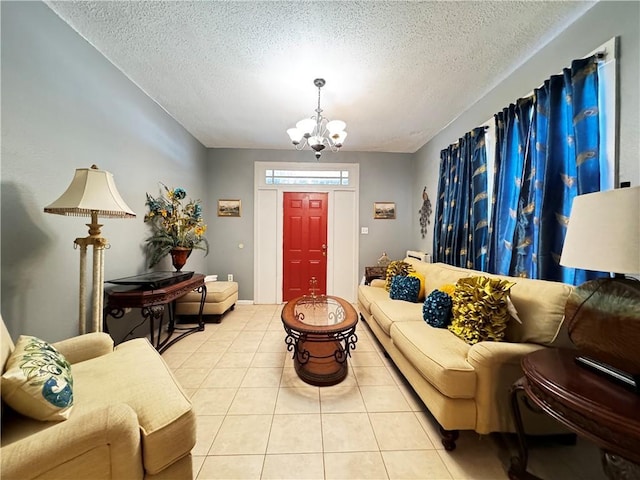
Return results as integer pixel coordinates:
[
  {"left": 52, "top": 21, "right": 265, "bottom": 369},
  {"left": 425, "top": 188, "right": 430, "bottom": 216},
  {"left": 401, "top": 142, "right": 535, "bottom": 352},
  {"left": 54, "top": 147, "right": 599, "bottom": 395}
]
[{"left": 281, "top": 295, "right": 358, "bottom": 386}]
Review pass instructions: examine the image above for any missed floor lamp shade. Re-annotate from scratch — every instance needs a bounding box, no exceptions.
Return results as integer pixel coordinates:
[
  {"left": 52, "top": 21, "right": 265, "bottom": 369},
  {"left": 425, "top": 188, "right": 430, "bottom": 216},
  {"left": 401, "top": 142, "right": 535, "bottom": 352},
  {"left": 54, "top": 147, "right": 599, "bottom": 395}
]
[
  {"left": 560, "top": 186, "right": 640, "bottom": 388},
  {"left": 44, "top": 166, "right": 136, "bottom": 218},
  {"left": 44, "top": 165, "right": 135, "bottom": 334}
]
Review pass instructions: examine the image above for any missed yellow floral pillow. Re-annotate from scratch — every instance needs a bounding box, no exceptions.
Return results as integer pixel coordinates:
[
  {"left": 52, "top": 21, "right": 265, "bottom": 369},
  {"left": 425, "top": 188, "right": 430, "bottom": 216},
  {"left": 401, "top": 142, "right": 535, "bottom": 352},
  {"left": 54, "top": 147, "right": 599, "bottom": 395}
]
[
  {"left": 448, "top": 276, "right": 515, "bottom": 344},
  {"left": 439, "top": 283, "right": 456, "bottom": 296},
  {"left": 408, "top": 272, "right": 426, "bottom": 301},
  {"left": 384, "top": 261, "right": 414, "bottom": 291}
]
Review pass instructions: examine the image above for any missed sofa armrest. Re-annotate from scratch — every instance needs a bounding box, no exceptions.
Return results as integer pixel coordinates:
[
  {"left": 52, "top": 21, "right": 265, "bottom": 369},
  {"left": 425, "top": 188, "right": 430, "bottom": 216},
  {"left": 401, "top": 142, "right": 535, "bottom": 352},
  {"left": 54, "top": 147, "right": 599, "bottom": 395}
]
[
  {"left": 467, "top": 341, "right": 546, "bottom": 368},
  {"left": 467, "top": 341, "right": 548, "bottom": 434},
  {"left": 52, "top": 333, "right": 114, "bottom": 364},
  {"left": 1, "top": 404, "right": 143, "bottom": 480},
  {"left": 370, "top": 279, "right": 386, "bottom": 288}
]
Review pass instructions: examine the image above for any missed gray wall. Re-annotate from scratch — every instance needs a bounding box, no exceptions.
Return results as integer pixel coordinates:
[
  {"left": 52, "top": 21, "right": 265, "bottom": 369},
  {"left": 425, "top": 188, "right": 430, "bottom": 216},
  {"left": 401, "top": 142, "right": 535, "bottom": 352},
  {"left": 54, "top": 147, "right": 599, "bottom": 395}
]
[
  {"left": 205, "top": 149, "right": 413, "bottom": 300},
  {"left": 411, "top": 0, "right": 640, "bottom": 255},
  {"left": 1, "top": 1, "right": 208, "bottom": 341}
]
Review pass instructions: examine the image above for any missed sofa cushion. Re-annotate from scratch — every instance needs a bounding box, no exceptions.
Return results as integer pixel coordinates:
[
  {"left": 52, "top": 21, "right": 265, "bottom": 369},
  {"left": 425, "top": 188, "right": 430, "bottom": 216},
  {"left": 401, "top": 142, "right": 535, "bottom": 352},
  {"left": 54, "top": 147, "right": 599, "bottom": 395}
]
[
  {"left": 71, "top": 338, "right": 195, "bottom": 474},
  {"left": 370, "top": 299, "right": 422, "bottom": 336},
  {"left": 391, "top": 321, "right": 476, "bottom": 399},
  {"left": 357, "top": 285, "right": 391, "bottom": 315},
  {"left": 423, "top": 290, "right": 453, "bottom": 328},
  {"left": 405, "top": 259, "right": 470, "bottom": 295},
  {"left": 389, "top": 275, "right": 421, "bottom": 303},
  {"left": 179, "top": 281, "right": 238, "bottom": 303},
  {"left": 1, "top": 336, "right": 74, "bottom": 421},
  {"left": 448, "top": 276, "right": 515, "bottom": 345},
  {"left": 505, "top": 278, "right": 573, "bottom": 346}
]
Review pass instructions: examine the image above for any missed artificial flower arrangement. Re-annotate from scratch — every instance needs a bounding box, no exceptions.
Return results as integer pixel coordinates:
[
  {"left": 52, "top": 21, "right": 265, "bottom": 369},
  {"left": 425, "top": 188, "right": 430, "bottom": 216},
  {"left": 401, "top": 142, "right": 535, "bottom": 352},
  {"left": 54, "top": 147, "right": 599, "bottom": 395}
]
[{"left": 144, "top": 183, "right": 209, "bottom": 268}]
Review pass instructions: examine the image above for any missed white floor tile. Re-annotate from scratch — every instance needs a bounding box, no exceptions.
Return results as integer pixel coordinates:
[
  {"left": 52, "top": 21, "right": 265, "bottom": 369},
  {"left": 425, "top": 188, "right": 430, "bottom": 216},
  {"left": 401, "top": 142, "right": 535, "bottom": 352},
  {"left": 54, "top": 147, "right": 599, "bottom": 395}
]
[
  {"left": 322, "top": 412, "right": 379, "bottom": 453},
  {"left": 196, "top": 454, "right": 264, "bottom": 479},
  {"left": 261, "top": 453, "right": 324, "bottom": 479},
  {"left": 369, "top": 412, "right": 434, "bottom": 450},
  {"left": 240, "top": 367, "right": 283, "bottom": 388},
  {"left": 267, "top": 414, "right": 323, "bottom": 454},
  {"left": 209, "top": 415, "right": 272, "bottom": 455},
  {"left": 227, "top": 387, "right": 278, "bottom": 415},
  {"left": 359, "top": 385, "right": 412, "bottom": 412},
  {"left": 275, "top": 387, "right": 321, "bottom": 414},
  {"left": 324, "top": 451, "right": 389, "bottom": 480},
  {"left": 382, "top": 450, "right": 452, "bottom": 480}
]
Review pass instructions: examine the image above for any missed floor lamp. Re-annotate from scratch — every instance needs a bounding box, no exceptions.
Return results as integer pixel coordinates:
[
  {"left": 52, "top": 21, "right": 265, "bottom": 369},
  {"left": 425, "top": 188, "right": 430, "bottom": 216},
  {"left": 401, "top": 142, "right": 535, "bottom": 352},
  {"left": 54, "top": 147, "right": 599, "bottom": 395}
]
[
  {"left": 560, "top": 186, "right": 640, "bottom": 390},
  {"left": 44, "top": 165, "right": 136, "bottom": 334}
]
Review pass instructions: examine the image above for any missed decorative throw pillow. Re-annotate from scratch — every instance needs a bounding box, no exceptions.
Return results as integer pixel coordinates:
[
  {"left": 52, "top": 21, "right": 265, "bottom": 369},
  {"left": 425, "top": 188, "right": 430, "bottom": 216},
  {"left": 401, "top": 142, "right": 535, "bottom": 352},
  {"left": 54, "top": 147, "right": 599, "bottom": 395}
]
[
  {"left": 423, "top": 289, "right": 453, "bottom": 328},
  {"left": 448, "top": 276, "right": 516, "bottom": 344},
  {"left": 408, "top": 272, "right": 426, "bottom": 301},
  {"left": 384, "top": 261, "right": 414, "bottom": 291},
  {"left": 439, "top": 283, "right": 457, "bottom": 297},
  {"left": 1, "top": 335, "right": 74, "bottom": 421},
  {"left": 389, "top": 275, "right": 421, "bottom": 303}
]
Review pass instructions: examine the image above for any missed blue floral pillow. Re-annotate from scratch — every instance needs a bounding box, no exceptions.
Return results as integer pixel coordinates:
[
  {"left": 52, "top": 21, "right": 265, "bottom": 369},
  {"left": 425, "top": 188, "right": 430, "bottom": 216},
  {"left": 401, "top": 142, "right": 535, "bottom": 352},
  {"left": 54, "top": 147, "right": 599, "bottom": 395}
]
[
  {"left": 423, "top": 289, "right": 453, "bottom": 328},
  {"left": 389, "top": 275, "right": 421, "bottom": 303}
]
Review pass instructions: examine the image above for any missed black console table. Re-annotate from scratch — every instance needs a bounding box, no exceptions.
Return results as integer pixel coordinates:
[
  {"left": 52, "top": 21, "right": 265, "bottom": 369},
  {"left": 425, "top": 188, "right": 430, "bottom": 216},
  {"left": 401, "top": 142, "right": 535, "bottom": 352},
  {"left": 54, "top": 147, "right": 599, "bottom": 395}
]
[{"left": 103, "top": 273, "right": 206, "bottom": 353}]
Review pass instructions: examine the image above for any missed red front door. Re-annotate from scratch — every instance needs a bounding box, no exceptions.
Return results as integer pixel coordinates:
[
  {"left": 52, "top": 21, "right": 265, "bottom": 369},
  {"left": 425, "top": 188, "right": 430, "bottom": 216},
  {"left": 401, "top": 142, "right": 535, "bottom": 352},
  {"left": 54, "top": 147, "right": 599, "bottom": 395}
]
[{"left": 283, "top": 192, "right": 328, "bottom": 301}]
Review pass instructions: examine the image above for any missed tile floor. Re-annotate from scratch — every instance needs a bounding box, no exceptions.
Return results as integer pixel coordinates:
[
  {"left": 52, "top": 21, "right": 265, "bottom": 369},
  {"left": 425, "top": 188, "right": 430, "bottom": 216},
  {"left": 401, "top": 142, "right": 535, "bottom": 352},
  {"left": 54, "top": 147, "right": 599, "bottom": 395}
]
[{"left": 162, "top": 304, "right": 607, "bottom": 480}]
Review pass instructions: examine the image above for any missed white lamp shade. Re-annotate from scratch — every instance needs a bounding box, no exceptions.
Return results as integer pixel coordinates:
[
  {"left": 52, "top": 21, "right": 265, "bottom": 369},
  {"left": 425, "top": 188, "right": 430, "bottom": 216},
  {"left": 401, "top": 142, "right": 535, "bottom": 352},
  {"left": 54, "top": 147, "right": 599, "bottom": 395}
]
[
  {"left": 326, "top": 120, "right": 346, "bottom": 133},
  {"left": 296, "top": 118, "right": 316, "bottom": 136},
  {"left": 560, "top": 186, "right": 640, "bottom": 274},
  {"left": 331, "top": 130, "right": 348, "bottom": 147},
  {"left": 286, "top": 128, "right": 303, "bottom": 143},
  {"left": 44, "top": 166, "right": 136, "bottom": 218}
]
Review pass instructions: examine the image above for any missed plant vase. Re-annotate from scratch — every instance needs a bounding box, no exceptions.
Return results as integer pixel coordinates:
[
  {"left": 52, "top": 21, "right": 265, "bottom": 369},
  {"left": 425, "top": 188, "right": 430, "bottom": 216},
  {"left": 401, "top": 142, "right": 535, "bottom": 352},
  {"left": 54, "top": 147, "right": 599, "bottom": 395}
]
[{"left": 170, "top": 247, "right": 192, "bottom": 272}]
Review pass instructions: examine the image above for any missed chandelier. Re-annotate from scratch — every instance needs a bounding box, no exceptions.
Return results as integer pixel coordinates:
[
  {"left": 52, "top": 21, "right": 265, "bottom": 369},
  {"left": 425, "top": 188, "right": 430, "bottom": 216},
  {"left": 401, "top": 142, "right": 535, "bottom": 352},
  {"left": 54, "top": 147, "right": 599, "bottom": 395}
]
[{"left": 286, "top": 78, "right": 347, "bottom": 160}]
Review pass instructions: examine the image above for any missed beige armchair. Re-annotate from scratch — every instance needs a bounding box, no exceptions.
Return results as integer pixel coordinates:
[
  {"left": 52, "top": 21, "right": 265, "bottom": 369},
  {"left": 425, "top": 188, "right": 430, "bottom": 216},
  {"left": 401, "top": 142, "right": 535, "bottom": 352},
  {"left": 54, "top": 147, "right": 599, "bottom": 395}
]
[{"left": 1, "top": 316, "right": 196, "bottom": 480}]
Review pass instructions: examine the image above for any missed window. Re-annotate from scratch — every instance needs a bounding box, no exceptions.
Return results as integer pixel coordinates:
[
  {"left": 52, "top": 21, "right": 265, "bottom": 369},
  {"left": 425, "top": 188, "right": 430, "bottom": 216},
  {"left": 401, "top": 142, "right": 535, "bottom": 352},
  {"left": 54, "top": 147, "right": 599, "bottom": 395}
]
[{"left": 265, "top": 169, "right": 350, "bottom": 186}]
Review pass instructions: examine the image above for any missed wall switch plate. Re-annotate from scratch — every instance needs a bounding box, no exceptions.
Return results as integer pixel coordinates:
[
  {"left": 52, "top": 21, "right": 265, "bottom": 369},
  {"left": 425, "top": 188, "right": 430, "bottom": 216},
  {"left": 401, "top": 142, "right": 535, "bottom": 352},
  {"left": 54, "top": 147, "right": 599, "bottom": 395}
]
[
  {"left": 227, "top": 274, "right": 233, "bottom": 282},
  {"left": 361, "top": 227, "right": 369, "bottom": 234}
]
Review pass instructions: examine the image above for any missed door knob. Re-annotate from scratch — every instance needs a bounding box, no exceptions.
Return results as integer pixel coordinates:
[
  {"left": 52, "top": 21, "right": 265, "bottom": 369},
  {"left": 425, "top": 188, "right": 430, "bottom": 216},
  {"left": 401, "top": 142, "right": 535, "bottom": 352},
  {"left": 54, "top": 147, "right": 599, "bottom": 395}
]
[{"left": 322, "top": 244, "right": 327, "bottom": 257}]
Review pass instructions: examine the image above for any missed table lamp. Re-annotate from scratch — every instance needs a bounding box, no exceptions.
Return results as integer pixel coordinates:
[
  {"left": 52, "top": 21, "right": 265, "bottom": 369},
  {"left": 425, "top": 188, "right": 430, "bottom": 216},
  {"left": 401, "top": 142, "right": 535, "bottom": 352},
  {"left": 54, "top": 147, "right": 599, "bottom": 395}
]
[
  {"left": 44, "top": 165, "right": 136, "bottom": 334},
  {"left": 560, "top": 186, "right": 640, "bottom": 391}
]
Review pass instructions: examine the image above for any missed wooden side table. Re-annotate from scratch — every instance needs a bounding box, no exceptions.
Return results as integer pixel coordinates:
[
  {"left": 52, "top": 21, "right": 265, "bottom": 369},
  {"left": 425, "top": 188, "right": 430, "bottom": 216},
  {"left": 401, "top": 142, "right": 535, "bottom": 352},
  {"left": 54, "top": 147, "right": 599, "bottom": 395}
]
[
  {"left": 364, "top": 266, "right": 387, "bottom": 285},
  {"left": 509, "top": 348, "right": 640, "bottom": 480}
]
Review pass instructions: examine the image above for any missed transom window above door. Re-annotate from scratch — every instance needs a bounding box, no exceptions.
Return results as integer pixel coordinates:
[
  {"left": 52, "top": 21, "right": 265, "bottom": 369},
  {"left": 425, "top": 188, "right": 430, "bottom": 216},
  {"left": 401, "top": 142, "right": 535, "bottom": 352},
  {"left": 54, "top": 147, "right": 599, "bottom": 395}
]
[{"left": 265, "top": 169, "right": 350, "bottom": 186}]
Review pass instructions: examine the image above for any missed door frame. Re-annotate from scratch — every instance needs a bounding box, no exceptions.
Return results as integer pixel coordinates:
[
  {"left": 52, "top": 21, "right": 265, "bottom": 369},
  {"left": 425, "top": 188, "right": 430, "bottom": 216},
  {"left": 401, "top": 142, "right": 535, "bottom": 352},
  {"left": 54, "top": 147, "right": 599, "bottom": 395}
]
[{"left": 254, "top": 162, "right": 359, "bottom": 304}]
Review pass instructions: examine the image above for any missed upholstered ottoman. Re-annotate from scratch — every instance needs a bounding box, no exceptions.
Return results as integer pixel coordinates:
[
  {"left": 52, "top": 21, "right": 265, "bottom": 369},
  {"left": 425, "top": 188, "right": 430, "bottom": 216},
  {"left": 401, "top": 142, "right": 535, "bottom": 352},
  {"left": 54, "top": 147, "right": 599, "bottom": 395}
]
[{"left": 175, "top": 281, "right": 238, "bottom": 323}]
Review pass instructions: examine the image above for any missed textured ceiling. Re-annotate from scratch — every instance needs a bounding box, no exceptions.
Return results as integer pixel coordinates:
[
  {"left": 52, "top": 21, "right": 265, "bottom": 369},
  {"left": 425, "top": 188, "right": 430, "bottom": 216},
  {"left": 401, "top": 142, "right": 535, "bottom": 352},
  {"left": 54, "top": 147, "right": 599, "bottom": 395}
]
[{"left": 45, "top": 1, "right": 595, "bottom": 153}]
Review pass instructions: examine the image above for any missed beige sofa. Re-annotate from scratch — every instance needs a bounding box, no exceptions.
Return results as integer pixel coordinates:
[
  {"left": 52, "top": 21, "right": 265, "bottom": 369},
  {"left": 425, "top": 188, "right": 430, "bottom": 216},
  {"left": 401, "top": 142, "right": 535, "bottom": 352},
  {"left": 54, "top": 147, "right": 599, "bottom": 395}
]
[
  {"left": 358, "top": 258, "right": 574, "bottom": 450},
  {"left": 1, "top": 316, "right": 195, "bottom": 479}
]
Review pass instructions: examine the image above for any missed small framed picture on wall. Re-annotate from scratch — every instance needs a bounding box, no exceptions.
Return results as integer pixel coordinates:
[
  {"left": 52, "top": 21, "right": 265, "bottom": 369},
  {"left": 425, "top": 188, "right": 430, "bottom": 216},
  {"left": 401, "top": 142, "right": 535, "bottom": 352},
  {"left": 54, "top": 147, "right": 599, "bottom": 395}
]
[
  {"left": 373, "top": 202, "right": 396, "bottom": 219},
  {"left": 218, "top": 199, "right": 241, "bottom": 217}
]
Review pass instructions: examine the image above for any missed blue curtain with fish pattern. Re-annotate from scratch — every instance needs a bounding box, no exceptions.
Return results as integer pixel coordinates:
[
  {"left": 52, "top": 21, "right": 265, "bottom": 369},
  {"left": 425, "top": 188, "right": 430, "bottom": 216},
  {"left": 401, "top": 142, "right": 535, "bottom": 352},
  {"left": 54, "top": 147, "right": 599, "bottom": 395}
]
[
  {"left": 489, "top": 55, "right": 605, "bottom": 284},
  {"left": 433, "top": 127, "right": 489, "bottom": 271}
]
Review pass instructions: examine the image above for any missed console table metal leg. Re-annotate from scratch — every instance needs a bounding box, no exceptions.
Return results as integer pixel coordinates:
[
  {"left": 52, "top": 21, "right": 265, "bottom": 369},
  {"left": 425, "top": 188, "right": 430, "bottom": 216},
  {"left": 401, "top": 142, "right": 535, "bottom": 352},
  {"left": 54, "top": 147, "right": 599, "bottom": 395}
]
[{"left": 141, "top": 305, "right": 165, "bottom": 350}]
